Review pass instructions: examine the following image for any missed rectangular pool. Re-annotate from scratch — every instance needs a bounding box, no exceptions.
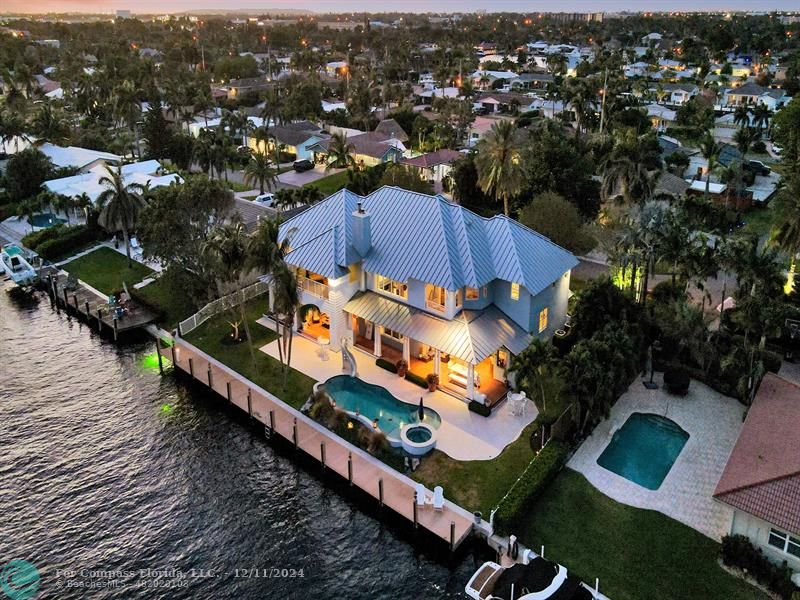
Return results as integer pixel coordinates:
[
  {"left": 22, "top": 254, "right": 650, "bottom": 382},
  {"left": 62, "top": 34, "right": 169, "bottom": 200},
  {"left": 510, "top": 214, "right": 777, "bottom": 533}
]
[{"left": 597, "top": 413, "right": 689, "bottom": 490}]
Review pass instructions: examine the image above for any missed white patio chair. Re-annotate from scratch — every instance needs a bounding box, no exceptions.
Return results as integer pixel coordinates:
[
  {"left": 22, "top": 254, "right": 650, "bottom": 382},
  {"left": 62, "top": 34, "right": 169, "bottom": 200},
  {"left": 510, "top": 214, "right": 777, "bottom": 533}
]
[
  {"left": 433, "top": 486, "right": 444, "bottom": 511},
  {"left": 415, "top": 483, "right": 427, "bottom": 507}
]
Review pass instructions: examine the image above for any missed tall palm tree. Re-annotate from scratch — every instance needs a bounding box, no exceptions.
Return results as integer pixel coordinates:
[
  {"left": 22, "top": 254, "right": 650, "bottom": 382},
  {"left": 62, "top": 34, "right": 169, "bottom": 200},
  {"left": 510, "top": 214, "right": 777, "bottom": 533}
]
[
  {"left": 16, "top": 196, "right": 42, "bottom": 233},
  {"left": 600, "top": 129, "right": 659, "bottom": 205},
  {"left": 699, "top": 133, "right": 721, "bottom": 201},
  {"left": 113, "top": 80, "right": 142, "bottom": 158},
  {"left": 752, "top": 103, "right": 771, "bottom": 134},
  {"left": 475, "top": 120, "right": 523, "bottom": 216},
  {"left": 271, "top": 264, "right": 300, "bottom": 387},
  {"left": 202, "top": 221, "right": 256, "bottom": 364},
  {"left": 0, "top": 110, "right": 30, "bottom": 153},
  {"left": 325, "top": 132, "right": 356, "bottom": 171},
  {"left": 30, "top": 104, "right": 69, "bottom": 146},
  {"left": 243, "top": 150, "right": 277, "bottom": 194},
  {"left": 769, "top": 172, "right": 800, "bottom": 293},
  {"left": 733, "top": 105, "right": 751, "bottom": 129},
  {"left": 733, "top": 126, "right": 755, "bottom": 157},
  {"left": 96, "top": 164, "right": 149, "bottom": 267}
]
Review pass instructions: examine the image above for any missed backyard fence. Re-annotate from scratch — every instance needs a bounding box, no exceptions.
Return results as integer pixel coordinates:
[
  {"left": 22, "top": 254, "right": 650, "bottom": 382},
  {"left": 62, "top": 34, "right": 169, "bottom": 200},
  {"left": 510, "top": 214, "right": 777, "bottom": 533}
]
[{"left": 178, "top": 280, "right": 269, "bottom": 336}]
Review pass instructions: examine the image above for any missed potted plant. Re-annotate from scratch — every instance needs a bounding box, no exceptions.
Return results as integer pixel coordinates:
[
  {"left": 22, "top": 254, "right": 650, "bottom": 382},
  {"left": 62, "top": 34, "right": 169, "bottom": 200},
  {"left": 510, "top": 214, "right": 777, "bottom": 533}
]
[
  {"left": 664, "top": 367, "right": 690, "bottom": 396},
  {"left": 426, "top": 373, "right": 439, "bottom": 392},
  {"left": 396, "top": 359, "right": 408, "bottom": 377}
]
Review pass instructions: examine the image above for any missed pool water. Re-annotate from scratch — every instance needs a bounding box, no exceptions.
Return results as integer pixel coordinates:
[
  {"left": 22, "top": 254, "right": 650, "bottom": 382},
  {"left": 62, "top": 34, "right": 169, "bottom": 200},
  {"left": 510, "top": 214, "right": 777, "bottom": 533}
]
[
  {"left": 597, "top": 413, "right": 689, "bottom": 490},
  {"left": 406, "top": 427, "right": 433, "bottom": 443},
  {"left": 324, "top": 375, "right": 441, "bottom": 439},
  {"left": 31, "top": 213, "right": 67, "bottom": 228}
]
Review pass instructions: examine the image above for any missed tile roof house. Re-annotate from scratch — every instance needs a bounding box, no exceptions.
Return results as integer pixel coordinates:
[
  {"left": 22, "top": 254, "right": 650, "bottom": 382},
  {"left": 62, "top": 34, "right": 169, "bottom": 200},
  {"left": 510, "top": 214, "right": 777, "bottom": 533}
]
[
  {"left": 274, "top": 186, "right": 577, "bottom": 407},
  {"left": 714, "top": 373, "right": 800, "bottom": 582},
  {"left": 399, "top": 149, "right": 463, "bottom": 186}
]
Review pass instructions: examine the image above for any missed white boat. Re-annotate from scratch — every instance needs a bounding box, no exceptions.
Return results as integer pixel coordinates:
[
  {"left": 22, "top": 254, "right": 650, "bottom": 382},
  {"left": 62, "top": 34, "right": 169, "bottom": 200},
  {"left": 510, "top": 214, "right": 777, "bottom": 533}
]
[
  {"left": 1, "top": 245, "right": 38, "bottom": 286},
  {"left": 465, "top": 559, "right": 600, "bottom": 600}
]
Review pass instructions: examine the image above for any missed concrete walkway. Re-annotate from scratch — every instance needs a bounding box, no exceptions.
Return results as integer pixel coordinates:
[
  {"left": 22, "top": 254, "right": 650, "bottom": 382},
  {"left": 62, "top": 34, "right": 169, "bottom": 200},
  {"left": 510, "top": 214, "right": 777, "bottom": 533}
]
[
  {"left": 256, "top": 321, "right": 537, "bottom": 462},
  {"left": 568, "top": 372, "right": 745, "bottom": 540}
]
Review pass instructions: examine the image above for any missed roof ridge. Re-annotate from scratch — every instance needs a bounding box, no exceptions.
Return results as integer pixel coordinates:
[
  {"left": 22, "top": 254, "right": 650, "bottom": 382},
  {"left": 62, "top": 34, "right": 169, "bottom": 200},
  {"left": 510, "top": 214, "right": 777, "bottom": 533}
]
[{"left": 715, "top": 469, "right": 800, "bottom": 498}]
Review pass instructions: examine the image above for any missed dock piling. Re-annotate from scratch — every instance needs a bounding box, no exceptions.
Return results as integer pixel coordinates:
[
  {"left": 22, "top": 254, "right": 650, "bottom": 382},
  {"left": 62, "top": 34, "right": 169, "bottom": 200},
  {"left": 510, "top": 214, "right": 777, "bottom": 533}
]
[
  {"left": 207, "top": 364, "right": 213, "bottom": 388},
  {"left": 112, "top": 316, "right": 118, "bottom": 341},
  {"left": 450, "top": 522, "right": 456, "bottom": 551},
  {"left": 62, "top": 287, "right": 68, "bottom": 308},
  {"left": 247, "top": 389, "right": 253, "bottom": 418},
  {"left": 72, "top": 294, "right": 78, "bottom": 310},
  {"left": 226, "top": 381, "right": 232, "bottom": 403},
  {"left": 84, "top": 300, "right": 90, "bottom": 318},
  {"left": 170, "top": 343, "right": 177, "bottom": 365},
  {"left": 320, "top": 442, "right": 326, "bottom": 468},
  {"left": 347, "top": 452, "right": 353, "bottom": 485},
  {"left": 188, "top": 357, "right": 194, "bottom": 378},
  {"left": 413, "top": 494, "right": 418, "bottom": 528},
  {"left": 269, "top": 410, "right": 275, "bottom": 432},
  {"left": 292, "top": 418, "right": 298, "bottom": 449},
  {"left": 96, "top": 308, "right": 102, "bottom": 331},
  {"left": 156, "top": 338, "right": 164, "bottom": 375},
  {"left": 378, "top": 479, "right": 384, "bottom": 507}
]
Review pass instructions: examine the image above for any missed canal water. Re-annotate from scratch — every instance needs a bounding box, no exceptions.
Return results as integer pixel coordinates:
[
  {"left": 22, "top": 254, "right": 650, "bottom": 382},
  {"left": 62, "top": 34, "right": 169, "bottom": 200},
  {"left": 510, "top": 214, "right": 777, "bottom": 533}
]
[{"left": 0, "top": 285, "right": 486, "bottom": 599}]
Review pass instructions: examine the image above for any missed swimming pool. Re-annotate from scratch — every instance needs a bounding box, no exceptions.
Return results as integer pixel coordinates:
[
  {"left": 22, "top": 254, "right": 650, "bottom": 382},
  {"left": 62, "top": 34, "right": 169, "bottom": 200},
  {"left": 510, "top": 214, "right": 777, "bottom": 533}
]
[
  {"left": 597, "top": 413, "right": 689, "bottom": 490},
  {"left": 30, "top": 213, "right": 67, "bottom": 228},
  {"left": 323, "top": 375, "right": 441, "bottom": 441}
]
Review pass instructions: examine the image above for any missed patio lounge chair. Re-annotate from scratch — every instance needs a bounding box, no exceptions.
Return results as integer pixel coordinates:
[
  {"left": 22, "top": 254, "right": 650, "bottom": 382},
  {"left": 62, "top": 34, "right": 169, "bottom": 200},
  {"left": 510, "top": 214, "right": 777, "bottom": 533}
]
[
  {"left": 415, "top": 483, "right": 427, "bottom": 507},
  {"left": 433, "top": 486, "right": 444, "bottom": 511}
]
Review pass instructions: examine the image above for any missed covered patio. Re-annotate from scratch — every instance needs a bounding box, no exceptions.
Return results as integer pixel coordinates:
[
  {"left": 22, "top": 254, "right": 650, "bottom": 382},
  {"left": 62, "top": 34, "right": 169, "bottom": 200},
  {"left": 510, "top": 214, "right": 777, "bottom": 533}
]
[{"left": 345, "top": 291, "right": 528, "bottom": 408}]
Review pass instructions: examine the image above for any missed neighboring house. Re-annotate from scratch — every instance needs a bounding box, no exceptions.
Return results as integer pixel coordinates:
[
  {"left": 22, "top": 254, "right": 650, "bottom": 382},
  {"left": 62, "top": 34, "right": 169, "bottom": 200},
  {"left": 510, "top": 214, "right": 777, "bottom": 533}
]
[
  {"left": 325, "top": 61, "right": 348, "bottom": 77},
  {"left": 714, "top": 373, "right": 800, "bottom": 586},
  {"left": 510, "top": 72, "right": 554, "bottom": 91},
  {"left": 653, "top": 172, "right": 690, "bottom": 200},
  {"left": 224, "top": 76, "right": 274, "bottom": 99},
  {"left": 322, "top": 99, "right": 347, "bottom": 113},
  {"left": 658, "top": 83, "right": 699, "bottom": 106},
  {"left": 399, "top": 149, "right": 463, "bottom": 185},
  {"left": 43, "top": 159, "right": 181, "bottom": 203},
  {"left": 308, "top": 132, "right": 405, "bottom": 168},
  {"left": 412, "top": 86, "right": 460, "bottom": 104},
  {"left": 39, "top": 144, "right": 121, "bottom": 173},
  {"left": 275, "top": 186, "right": 577, "bottom": 407},
  {"left": 374, "top": 119, "right": 409, "bottom": 144},
  {"left": 723, "top": 82, "right": 791, "bottom": 111},
  {"left": 249, "top": 122, "right": 328, "bottom": 162},
  {"left": 646, "top": 103, "right": 676, "bottom": 132},
  {"left": 475, "top": 92, "right": 531, "bottom": 114}
]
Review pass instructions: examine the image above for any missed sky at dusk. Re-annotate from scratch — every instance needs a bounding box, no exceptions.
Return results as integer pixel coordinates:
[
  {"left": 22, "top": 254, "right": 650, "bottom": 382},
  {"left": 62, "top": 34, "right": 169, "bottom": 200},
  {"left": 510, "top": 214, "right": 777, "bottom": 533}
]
[{"left": 5, "top": 0, "right": 800, "bottom": 15}]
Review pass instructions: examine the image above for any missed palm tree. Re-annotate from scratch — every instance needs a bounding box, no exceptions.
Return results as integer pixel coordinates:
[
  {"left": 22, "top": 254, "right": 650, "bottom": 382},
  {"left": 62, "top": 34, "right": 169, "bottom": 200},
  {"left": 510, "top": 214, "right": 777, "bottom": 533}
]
[
  {"left": 16, "top": 196, "right": 42, "bottom": 233},
  {"left": 30, "top": 104, "right": 69, "bottom": 146},
  {"left": 733, "top": 126, "right": 755, "bottom": 157},
  {"left": 113, "top": 80, "right": 142, "bottom": 158},
  {"left": 96, "top": 164, "right": 149, "bottom": 267},
  {"left": 202, "top": 221, "right": 256, "bottom": 364},
  {"left": 271, "top": 264, "right": 300, "bottom": 387},
  {"left": 0, "top": 110, "right": 30, "bottom": 153},
  {"left": 733, "top": 105, "right": 750, "bottom": 129},
  {"left": 52, "top": 194, "right": 73, "bottom": 225},
  {"left": 243, "top": 150, "right": 277, "bottom": 194},
  {"left": 600, "top": 129, "right": 659, "bottom": 205},
  {"left": 325, "top": 132, "right": 356, "bottom": 171},
  {"left": 752, "top": 103, "right": 771, "bottom": 134},
  {"left": 769, "top": 172, "right": 800, "bottom": 293},
  {"left": 509, "top": 339, "right": 558, "bottom": 413},
  {"left": 699, "top": 133, "right": 721, "bottom": 201},
  {"left": 475, "top": 120, "right": 523, "bottom": 216}
]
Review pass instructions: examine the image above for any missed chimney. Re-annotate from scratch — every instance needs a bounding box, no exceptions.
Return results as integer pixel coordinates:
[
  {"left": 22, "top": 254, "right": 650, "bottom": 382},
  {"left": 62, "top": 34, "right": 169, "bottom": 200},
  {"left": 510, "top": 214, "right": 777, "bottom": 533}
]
[{"left": 352, "top": 202, "right": 371, "bottom": 258}]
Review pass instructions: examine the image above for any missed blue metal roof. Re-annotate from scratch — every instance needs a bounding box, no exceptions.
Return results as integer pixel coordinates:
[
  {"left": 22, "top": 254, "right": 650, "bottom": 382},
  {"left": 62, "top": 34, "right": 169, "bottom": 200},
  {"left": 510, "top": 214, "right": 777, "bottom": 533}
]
[{"left": 280, "top": 186, "right": 577, "bottom": 293}]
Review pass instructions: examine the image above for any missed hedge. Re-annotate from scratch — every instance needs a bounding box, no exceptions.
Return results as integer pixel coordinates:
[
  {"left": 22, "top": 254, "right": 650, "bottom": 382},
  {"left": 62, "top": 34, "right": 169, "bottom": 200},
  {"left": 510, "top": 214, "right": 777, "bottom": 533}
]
[
  {"left": 493, "top": 441, "right": 570, "bottom": 536},
  {"left": 721, "top": 535, "right": 796, "bottom": 599},
  {"left": 375, "top": 358, "right": 398, "bottom": 374},
  {"left": 22, "top": 223, "right": 71, "bottom": 251},
  {"left": 36, "top": 226, "right": 105, "bottom": 261},
  {"left": 405, "top": 372, "right": 428, "bottom": 388}
]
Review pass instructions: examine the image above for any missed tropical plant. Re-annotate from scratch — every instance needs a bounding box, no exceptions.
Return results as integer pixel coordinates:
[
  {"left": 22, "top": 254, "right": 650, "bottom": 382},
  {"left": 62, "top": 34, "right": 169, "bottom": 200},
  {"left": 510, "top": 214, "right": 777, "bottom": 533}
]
[
  {"left": 95, "top": 164, "right": 149, "bottom": 267},
  {"left": 271, "top": 264, "right": 300, "bottom": 387},
  {"left": 475, "top": 120, "right": 523, "bottom": 216},
  {"left": 699, "top": 133, "right": 721, "bottom": 201},
  {"left": 243, "top": 150, "right": 278, "bottom": 194},
  {"left": 325, "top": 132, "right": 356, "bottom": 171},
  {"left": 769, "top": 172, "right": 800, "bottom": 293}
]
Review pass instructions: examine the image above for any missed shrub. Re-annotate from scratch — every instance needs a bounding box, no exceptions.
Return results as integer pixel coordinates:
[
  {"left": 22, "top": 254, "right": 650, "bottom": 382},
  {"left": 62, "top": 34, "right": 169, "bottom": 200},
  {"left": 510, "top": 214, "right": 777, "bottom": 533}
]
[
  {"left": 664, "top": 368, "right": 690, "bottom": 395},
  {"left": 31, "top": 225, "right": 105, "bottom": 261},
  {"left": 375, "top": 358, "right": 397, "bottom": 373},
  {"left": 751, "top": 140, "right": 767, "bottom": 154},
  {"left": 468, "top": 400, "right": 491, "bottom": 417},
  {"left": 22, "top": 223, "right": 70, "bottom": 251},
  {"left": 721, "top": 535, "right": 796, "bottom": 599},
  {"left": 651, "top": 280, "right": 686, "bottom": 304},
  {"left": 494, "top": 441, "right": 570, "bottom": 535},
  {"left": 405, "top": 371, "right": 427, "bottom": 388}
]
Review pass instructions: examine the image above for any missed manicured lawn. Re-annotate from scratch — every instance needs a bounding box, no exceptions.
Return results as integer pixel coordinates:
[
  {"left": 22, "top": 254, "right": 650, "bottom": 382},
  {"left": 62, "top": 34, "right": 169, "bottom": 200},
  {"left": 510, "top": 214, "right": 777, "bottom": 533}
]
[
  {"left": 306, "top": 170, "right": 349, "bottom": 196},
  {"left": 516, "top": 469, "right": 766, "bottom": 600},
  {"left": 63, "top": 247, "right": 153, "bottom": 295},
  {"left": 411, "top": 420, "right": 539, "bottom": 515},
  {"left": 739, "top": 205, "right": 774, "bottom": 238},
  {"left": 133, "top": 276, "right": 197, "bottom": 329},
  {"left": 185, "top": 296, "right": 316, "bottom": 409}
]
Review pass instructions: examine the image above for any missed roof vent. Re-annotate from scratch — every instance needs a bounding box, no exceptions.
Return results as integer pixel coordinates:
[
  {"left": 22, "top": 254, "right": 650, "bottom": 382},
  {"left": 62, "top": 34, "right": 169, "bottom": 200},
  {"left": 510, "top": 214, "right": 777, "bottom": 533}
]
[{"left": 357, "top": 201, "right": 365, "bottom": 214}]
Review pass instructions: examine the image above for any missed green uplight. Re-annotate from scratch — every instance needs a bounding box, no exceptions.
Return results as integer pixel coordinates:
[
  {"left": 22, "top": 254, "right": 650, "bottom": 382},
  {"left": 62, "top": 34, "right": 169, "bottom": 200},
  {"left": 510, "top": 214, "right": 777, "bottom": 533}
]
[
  {"left": 160, "top": 403, "right": 174, "bottom": 414},
  {"left": 139, "top": 351, "right": 171, "bottom": 373}
]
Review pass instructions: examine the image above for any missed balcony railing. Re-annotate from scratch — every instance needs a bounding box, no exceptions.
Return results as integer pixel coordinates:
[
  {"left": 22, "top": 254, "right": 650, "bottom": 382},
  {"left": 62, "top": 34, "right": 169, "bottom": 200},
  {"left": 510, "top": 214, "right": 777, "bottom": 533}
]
[{"left": 299, "top": 276, "right": 329, "bottom": 299}]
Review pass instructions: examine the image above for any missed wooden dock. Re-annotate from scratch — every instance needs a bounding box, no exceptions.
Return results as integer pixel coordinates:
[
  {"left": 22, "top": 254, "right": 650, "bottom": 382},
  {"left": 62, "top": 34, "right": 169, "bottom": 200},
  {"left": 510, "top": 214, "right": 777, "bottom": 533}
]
[
  {"left": 46, "top": 271, "right": 156, "bottom": 337},
  {"left": 159, "top": 337, "right": 475, "bottom": 550}
]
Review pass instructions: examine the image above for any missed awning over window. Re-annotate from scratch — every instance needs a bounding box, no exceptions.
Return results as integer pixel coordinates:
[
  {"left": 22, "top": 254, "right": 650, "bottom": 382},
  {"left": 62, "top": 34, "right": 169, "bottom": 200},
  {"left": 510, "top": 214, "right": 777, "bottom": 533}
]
[{"left": 344, "top": 291, "right": 531, "bottom": 365}]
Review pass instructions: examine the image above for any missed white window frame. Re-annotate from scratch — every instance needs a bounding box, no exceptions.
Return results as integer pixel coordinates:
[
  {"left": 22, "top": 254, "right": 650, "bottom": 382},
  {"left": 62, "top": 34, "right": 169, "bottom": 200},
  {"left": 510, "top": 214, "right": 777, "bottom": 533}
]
[
  {"left": 538, "top": 307, "right": 548, "bottom": 333},
  {"left": 510, "top": 282, "right": 520, "bottom": 301},
  {"left": 768, "top": 528, "right": 800, "bottom": 559},
  {"left": 376, "top": 274, "right": 407, "bottom": 299}
]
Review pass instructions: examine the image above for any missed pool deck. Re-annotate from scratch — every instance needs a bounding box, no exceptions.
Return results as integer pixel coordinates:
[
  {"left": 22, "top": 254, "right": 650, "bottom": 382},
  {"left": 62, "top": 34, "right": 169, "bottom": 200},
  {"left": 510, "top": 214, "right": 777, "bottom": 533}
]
[
  {"left": 160, "top": 337, "right": 476, "bottom": 550},
  {"left": 568, "top": 372, "right": 745, "bottom": 540},
  {"left": 256, "top": 321, "right": 538, "bottom": 462}
]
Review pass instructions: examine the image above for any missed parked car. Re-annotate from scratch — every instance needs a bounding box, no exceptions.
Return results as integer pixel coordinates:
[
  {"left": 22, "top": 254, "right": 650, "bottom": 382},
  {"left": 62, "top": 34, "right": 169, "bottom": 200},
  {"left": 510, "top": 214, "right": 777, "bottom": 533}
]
[
  {"left": 747, "top": 160, "right": 771, "bottom": 176},
  {"left": 293, "top": 159, "right": 314, "bottom": 172},
  {"left": 254, "top": 193, "right": 275, "bottom": 207},
  {"left": 772, "top": 142, "right": 783, "bottom": 156}
]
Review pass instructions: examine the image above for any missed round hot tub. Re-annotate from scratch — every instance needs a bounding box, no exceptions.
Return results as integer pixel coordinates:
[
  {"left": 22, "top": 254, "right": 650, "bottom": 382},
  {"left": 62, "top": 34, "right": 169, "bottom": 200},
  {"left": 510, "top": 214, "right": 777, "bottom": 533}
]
[{"left": 400, "top": 423, "right": 437, "bottom": 456}]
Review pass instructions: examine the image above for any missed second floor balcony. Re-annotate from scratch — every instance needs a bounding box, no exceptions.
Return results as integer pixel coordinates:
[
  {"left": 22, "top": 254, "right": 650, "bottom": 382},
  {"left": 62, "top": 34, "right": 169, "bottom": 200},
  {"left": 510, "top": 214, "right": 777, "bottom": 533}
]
[{"left": 298, "top": 274, "right": 329, "bottom": 300}]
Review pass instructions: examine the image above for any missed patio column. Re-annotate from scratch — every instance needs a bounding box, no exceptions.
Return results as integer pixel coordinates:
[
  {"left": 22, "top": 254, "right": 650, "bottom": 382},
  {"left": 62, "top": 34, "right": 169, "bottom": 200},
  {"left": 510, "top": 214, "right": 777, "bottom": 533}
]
[
  {"left": 268, "top": 283, "right": 275, "bottom": 312},
  {"left": 466, "top": 363, "right": 475, "bottom": 400},
  {"left": 294, "top": 309, "right": 302, "bottom": 333},
  {"left": 434, "top": 350, "right": 440, "bottom": 376},
  {"left": 373, "top": 324, "right": 381, "bottom": 356},
  {"left": 402, "top": 337, "right": 410, "bottom": 363}
]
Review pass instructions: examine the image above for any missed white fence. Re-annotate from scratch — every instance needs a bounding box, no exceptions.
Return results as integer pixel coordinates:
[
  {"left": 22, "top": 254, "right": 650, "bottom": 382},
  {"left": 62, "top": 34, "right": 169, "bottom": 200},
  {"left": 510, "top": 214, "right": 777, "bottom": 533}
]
[{"left": 178, "top": 280, "right": 269, "bottom": 336}]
